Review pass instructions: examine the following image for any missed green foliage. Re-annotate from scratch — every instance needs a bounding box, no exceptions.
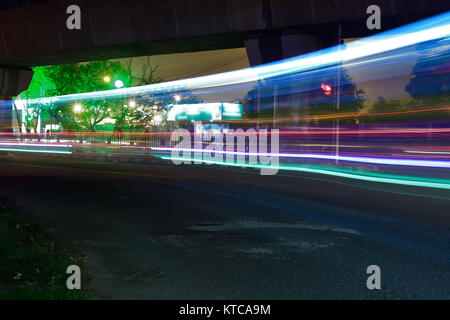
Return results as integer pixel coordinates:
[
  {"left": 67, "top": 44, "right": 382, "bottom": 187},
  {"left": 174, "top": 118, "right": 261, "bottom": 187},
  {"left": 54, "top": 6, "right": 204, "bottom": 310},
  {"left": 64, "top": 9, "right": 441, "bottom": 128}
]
[
  {"left": 370, "top": 97, "right": 404, "bottom": 113},
  {"left": 31, "top": 61, "right": 130, "bottom": 98},
  {"left": 16, "top": 61, "right": 129, "bottom": 132},
  {"left": 0, "top": 204, "right": 89, "bottom": 300},
  {"left": 16, "top": 58, "right": 165, "bottom": 132},
  {"left": 362, "top": 96, "right": 449, "bottom": 123}
]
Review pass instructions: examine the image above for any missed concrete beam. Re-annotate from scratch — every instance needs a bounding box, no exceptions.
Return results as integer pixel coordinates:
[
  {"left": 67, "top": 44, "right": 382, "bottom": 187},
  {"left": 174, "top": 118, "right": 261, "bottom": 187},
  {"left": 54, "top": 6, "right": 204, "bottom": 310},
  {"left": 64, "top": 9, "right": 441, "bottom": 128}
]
[
  {"left": 245, "top": 27, "right": 340, "bottom": 66},
  {"left": 0, "top": 0, "right": 447, "bottom": 67}
]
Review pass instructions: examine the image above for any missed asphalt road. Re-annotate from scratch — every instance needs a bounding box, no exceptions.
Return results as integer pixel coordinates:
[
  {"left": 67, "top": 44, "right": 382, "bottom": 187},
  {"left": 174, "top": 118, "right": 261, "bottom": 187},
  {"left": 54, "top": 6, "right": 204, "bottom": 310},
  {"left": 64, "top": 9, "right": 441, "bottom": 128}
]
[{"left": 0, "top": 155, "right": 449, "bottom": 299}]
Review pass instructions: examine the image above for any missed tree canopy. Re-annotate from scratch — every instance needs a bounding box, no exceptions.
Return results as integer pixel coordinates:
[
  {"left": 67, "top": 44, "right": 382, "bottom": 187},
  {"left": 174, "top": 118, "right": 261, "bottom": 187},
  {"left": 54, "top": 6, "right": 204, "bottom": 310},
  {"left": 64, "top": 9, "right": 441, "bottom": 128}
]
[{"left": 15, "top": 58, "right": 165, "bottom": 133}]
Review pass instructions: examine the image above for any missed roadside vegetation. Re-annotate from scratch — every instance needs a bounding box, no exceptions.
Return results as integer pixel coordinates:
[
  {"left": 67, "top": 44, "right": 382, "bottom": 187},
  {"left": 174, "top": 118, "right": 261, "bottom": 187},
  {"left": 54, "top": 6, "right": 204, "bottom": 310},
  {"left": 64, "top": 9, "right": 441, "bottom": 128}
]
[
  {"left": 14, "top": 57, "right": 169, "bottom": 135},
  {"left": 0, "top": 203, "right": 89, "bottom": 299}
]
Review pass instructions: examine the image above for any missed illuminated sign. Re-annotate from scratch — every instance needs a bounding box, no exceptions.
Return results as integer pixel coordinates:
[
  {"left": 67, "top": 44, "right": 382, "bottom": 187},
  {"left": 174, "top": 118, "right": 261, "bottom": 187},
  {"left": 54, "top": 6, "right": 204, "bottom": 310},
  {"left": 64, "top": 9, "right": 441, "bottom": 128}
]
[{"left": 166, "top": 103, "right": 242, "bottom": 122}]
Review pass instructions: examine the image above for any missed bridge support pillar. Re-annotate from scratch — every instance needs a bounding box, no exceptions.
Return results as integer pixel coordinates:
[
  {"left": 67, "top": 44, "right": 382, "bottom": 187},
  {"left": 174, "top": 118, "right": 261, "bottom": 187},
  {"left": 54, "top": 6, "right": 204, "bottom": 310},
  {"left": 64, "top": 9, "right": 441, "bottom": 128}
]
[
  {"left": 0, "top": 67, "right": 33, "bottom": 132},
  {"left": 0, "top": 67, "right": 33, "bottom": 99}
]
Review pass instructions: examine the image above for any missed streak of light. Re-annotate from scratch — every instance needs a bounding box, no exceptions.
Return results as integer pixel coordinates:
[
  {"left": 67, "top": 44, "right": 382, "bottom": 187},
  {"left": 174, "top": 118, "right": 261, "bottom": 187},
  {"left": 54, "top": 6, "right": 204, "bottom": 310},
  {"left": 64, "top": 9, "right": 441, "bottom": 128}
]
[
  {"left": 151, "top": 147, "right": 450, "bottom": 168},
  {"left": 224, "top": 106, "right": 450, "bottom": 124},
  {"left": 405, "top": 150, "right": 450, "bottom": 155},
  {"left": 0, "top": 142, "right": 72, "bottom": 148},
  {"left": 156, "top": 155, "right": 450, "bottom": 190},
  {"left": 1, "top": 125, "right": 449, "bottom": 137},
  {"left": 0, "top": 148, "right": 72, "bottom": 154}
]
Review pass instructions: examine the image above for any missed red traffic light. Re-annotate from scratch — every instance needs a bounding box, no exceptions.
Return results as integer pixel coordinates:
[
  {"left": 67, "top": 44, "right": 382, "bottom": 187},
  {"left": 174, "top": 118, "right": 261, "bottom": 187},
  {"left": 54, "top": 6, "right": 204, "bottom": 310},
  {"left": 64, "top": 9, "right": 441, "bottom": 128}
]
[{"left": 321, "top": 83, "right": 332, "bottom": 96}]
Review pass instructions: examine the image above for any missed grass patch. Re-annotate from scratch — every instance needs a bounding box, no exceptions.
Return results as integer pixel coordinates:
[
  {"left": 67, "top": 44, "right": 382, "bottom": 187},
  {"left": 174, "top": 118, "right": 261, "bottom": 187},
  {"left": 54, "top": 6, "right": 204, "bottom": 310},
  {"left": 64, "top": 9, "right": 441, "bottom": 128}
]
[{"left": 0, "top": 203, "right": 89, "bottom": 300}]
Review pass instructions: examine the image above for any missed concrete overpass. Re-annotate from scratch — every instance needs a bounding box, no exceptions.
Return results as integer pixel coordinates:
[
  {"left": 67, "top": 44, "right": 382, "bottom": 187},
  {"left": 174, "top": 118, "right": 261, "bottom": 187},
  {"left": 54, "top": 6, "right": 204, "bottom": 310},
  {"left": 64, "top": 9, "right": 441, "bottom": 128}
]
[{"left": 0, "top": 0, "right": 448, "bottom": 99}]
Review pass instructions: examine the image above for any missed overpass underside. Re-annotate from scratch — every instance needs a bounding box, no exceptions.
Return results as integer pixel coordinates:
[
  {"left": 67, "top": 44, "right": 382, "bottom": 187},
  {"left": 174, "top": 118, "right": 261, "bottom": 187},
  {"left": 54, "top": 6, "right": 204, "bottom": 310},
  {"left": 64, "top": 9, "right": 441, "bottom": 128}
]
[{"left": 0, "top": 0, "right": 448, "bottom": 98}]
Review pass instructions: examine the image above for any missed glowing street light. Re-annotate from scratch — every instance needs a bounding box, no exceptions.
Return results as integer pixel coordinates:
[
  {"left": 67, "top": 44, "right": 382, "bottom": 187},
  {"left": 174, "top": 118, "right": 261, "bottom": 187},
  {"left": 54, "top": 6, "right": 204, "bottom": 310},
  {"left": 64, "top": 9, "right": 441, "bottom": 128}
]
[
  {"left": 73, "top": 103, "right": 83, "bottom": 113},
  {"left": 174, "top": 94, "right": 181, "bottom": 102},
  {"left": 129, "top": 100, "right": 136, "bottom": 107},
  {"left": 152, "top": 114, "right": 163, "bottom": 125},
  {"left": 114, "top": 80, "right": 124, "bottom": 88},
  {"left": 103, "top": 75, "right": 111, "bottom": 83}
]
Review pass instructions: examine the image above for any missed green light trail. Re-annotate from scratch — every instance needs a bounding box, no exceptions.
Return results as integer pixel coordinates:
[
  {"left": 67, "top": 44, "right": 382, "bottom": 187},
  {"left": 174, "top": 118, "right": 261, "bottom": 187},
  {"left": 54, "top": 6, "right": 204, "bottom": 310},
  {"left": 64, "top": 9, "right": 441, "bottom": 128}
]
[
  {"left": 156, "top": 155, "right": 450, "bottom": 190},
  {"left": 0, "top": 148, "right": 72, "bottom": 155}
]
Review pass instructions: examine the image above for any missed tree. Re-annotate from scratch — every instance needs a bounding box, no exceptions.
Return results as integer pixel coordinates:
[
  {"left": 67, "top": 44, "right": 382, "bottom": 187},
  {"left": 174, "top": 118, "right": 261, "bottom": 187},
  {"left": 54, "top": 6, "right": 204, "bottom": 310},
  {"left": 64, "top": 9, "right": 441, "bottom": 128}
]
[
  {"left": 16, "top": 61, "right": 125, "bottom": 132},
  {"left": 111, "top": 102, "right": 166, "bottom": 132},
  {"left": 125, "top": 56, "right": 162, "bottom": 86},
  {"left": 369, "top": 97, "right": 415, "bottom": 114},
  {"left": 242, "top": 67, "right": 365, "bottom": 124},
  {"left": 16, "top": 58, "right": 164, "bottom": 133},
  {"left": 23, "top": 105, "right": 43, "bottom": 135},
  {"left": 310, "top": 67, "right": 365, "bottom": 114},
  {"left": 74, "top": 99, "right": 110, "bottom": 131},
  {"left": 110, "top": 57, "right": 167, "bottom": 132},
  {"left": 14, "top": 67, "right": 54, "bottom": 133},
  {"left": 405, "top": 38, "right": 449, "bottom": 106}
]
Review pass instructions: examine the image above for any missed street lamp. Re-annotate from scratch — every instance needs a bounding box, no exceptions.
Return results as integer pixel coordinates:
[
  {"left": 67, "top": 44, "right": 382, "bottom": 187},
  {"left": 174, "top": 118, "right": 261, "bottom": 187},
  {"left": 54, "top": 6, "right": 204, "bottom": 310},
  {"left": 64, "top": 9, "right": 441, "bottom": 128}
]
[
  {"left": 174, "top": 94, "right": 181, "bottom": 102},
  {"left": 114, "top": 80, "right": 124, "bottom": 89},
  {"left": 153, "top": 114, "right": 163, "bottom": 125},
  {"left": 103, "top": 75, "right": 111, "bottom": 83},
  {"left": 74, "top": 103, "right": 83, "bottom": 113}
]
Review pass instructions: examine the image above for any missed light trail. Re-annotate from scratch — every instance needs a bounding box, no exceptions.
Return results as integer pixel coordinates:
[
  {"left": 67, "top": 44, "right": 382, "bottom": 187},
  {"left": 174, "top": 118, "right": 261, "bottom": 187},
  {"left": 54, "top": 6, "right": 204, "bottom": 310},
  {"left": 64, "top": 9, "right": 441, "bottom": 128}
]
[
  {"left": 224, "top": 106, "right": 450, "bottom": 124},
  {"left": 275, "top": 128, "right": 450, "bottom": 135},
  {"left": 155, "top": 155, "right": 450, "bottom": 190},
  {"left": 1, "top": 126, "right": 448, "bottom": 137},
  {"left": 0, "top": 142, "right": 72, "bottom": 148},
  {"left": 405, "top": 150, "right": 450, "bottom": 155},
  {"left": 151, "top": 147, "right": 450, "bottom": 168},
  {"left": 0, "top": 148, "right": 72, "bottom": 154}
]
